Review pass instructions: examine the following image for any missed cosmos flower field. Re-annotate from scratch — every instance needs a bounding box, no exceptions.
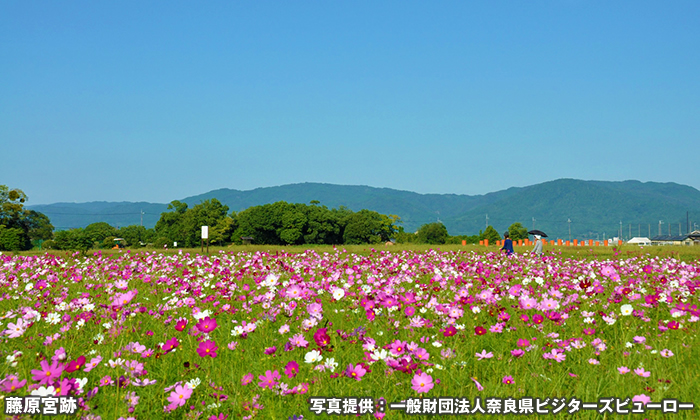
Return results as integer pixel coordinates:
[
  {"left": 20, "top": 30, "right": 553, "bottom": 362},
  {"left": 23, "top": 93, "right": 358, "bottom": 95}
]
[{"left": 1, "top": 248, "right": 699, "bottom": 419}]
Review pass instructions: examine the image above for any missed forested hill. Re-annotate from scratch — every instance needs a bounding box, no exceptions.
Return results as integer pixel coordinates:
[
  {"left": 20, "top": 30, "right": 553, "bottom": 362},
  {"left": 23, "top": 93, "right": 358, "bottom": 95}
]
[{"left": 28, "top": 179, "right": 700, "bottom": 240}]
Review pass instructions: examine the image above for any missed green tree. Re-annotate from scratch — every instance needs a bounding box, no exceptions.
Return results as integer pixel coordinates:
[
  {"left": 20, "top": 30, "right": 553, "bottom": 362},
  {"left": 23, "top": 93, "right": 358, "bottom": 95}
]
[
  {"left": 25, "top": 210, "right": 54, "bottom": 241},
  {"left": 342, "top": 209, "right": 396, "bottom": 245},
  {"left": 479, "top": 225, "right": 500, "bottom": 243},
  {"left": 279, "top": 206, "right": 308, "bottom": 245},
  {"left": 155, "top": 201, "right": 189, "bottom": 246},
  {"left": 117, "top": 225, "right": 157, "bottom": 248},
  {"left": 394, "top": 226, "right": 417, "bottom": 244},
  {"left": 181, "top": 199, "right": 230, "bottom": 247},
  {"left": 507, "top": 222, "right": 529, "bottom": 241},
  {"left": 0, "top": 226, "right": 25, "bottom": 251},
  {"left": 416, "top": 222, "right": 449, "bottom": 244},
  {"left": 0, "top": 185, "right": 52, "bottom": 250},
  {"left": 84, "top": 222, "right": 118, "bottom": 248}
]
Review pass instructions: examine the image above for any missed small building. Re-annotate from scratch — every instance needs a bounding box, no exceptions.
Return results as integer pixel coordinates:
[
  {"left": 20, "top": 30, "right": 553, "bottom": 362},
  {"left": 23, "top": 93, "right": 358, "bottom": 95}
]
[
  {"left": 650, "top": 233, "right": 695, "bottom": 246},
  {"left": 627, "top": 237, "right": 651, "bottom": 246},
  {"left": 240, "top": 236, "right": 254, "bottom": 245}
]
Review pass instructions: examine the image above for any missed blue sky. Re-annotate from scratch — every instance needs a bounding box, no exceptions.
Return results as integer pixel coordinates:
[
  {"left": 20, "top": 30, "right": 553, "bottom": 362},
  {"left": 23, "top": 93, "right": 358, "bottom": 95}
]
[{"left": 2, "top": 1, "right": 699, "bottom": 205}]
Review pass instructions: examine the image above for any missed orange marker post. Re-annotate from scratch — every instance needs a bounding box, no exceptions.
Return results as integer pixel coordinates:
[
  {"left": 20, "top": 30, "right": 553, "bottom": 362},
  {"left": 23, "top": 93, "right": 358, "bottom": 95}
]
[
  {"left": 484, "top": 239, "right": 489, "bottom": 247},
  {"left": 462, "top": 240, "right": 466, "bottom": 246}
]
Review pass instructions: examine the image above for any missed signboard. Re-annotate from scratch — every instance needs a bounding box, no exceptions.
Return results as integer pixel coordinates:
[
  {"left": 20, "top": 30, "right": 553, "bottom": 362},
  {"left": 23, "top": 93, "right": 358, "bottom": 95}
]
[{"left": 201, "top": 226, "right": 209, "bottom": 239}]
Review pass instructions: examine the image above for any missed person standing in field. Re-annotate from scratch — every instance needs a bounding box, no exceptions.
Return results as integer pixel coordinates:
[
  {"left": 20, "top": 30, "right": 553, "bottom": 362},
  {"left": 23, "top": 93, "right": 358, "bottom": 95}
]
[
  {"left": 532, "top": 234, "right": 544, "bottom": 255},
  {"left": 501, "top": 232, "right": 514, "bottom": 255}
]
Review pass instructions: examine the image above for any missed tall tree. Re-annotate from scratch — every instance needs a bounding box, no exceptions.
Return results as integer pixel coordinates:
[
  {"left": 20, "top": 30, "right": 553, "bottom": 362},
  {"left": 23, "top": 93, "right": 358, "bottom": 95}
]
[
  {"left": 416, "top": 222, "right": 449, "bottom": 244},
  {"left": 507, "top": 222, "right": 529, "bottom": 241}
]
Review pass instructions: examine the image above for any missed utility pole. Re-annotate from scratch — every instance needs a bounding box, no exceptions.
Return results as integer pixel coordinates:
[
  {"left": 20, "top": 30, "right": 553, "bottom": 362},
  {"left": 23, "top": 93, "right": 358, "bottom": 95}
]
[
  {"left": 568, "top": 219, "right": 572, "bottom": 242},
  {"left": 485, "top": 214, "right": 489, "bottom": 229},
  {"left": 619, "top": 221, "right": 622, "bottom": 240}
]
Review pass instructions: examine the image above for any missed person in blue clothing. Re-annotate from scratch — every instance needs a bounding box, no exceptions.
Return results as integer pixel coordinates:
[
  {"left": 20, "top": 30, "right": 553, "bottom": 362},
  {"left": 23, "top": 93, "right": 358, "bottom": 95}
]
[{"left": 501, "top": 232, "right": 514, "bottom": 255}]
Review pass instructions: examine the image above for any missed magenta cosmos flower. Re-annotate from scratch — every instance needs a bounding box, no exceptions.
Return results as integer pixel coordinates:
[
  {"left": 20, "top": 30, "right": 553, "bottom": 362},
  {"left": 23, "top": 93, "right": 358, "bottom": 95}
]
[
  {"left": 30, "top": 360, "right": 63, "bottom": 385},
  {"left": 197, "top": 340, "right": 218, "bottom": 358},
  {"left": 64, "top": 356, "right": 86, "bottom": 373},
  {"left": 285, "top": 361, "right": 299, "bottom": 378},
  {"left": 258, "top": 370, "right": 280, "bottom": 389},
  {"left": 502, "top": 376, "right": 514, "bottom": 384},
  {"left": 196, "top": 317, "right": 218, "bottom": 333},
  {"left": 474, "top": 326, "right": 487, "bottom": 336},
  {"left": 162, "top": 337, "right": 179, "bottom": 354},
  {"left": 345, "top": 364, "right": 367, "bottom": 381},
  {"left": 313, "top": 328, "right": 331, "bottom": 348},
  {"left": 411, "top": 372, "right": 434, "bottom": 393}
]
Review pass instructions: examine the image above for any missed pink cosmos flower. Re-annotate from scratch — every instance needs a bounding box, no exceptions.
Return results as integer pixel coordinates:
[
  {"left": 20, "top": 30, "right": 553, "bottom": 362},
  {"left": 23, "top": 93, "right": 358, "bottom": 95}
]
[
  {"left": 167, "top": 384, "right": 192, "bottom": 408},
  {"left": 258, "top": 370, "right": 280, "bottom": 389},
  {"left": 290, "top": 334, "right": 308, "bottom": 348},
  {"left": 84, "top": 355, "right": 102, "bottom": 372},
  {"left": 5, "top": 318, "right": 27, "bottom": 338},
  {"left": 411, "top": 372, "right": 434, "bottom": 393},
  {"left": 241, "top": 373, "right": 253, "bottom": 386},
  {"left": 1, "top": 378, "right": 26, "bottom": 393},
  {"left": 30, "top": 360, "right": 63, "bottom": 385},
  {"left": 634, "top": 368, "right": 651, "bottom": 377},
  {"left": 618, "top": 366, "right": 630, "bottom": 374},
  {"left": 502, "top": 376, "right": 514, "bottom": 384},
  {"left": 389, "top": 340, "right": 406, "bottom": 356},
  {"left": 345, "top": 364, "right": 367, "bottom": 381},
  {"left": 100, "top": 376, "right": 114, "bottom": 387},
  {"left": 632, "top": 394, "right": 651, "bottom": 405},
  {"left": 413, "top": 348, "right": 430, "bottom": 361},
  {"left": 475, "top": 350, "right": 493, "bottom": 360},
  {"left": 517, "top": 338, "right": 530, "bottom": 347},
  {"left": 471, "top": 377, "right": 484, "bottom": 391},
  {"left": 660, "top": 349, "right": 674, "bottom": 358},
  {"left": 404, "top": 306, "right": 416, "bottom": 317},
  {"left": 196, "top": 340, "right": 219, "bottom": 358},
  {"left": 511, "top": 349, "right": 525, "bottom": 358}
]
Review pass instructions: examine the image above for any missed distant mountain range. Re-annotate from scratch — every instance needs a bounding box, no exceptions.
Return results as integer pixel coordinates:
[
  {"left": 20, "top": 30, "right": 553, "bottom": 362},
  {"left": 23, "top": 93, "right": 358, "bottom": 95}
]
[{"left": 28, "top": 179, "right": 700, "bottom": 241}]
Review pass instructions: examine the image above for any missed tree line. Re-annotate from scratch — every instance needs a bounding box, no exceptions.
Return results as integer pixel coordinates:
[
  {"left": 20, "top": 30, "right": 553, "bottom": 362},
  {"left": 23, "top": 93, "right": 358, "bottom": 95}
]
[{"left": 1, "top": 184, "right": 532, "bottom": 251}]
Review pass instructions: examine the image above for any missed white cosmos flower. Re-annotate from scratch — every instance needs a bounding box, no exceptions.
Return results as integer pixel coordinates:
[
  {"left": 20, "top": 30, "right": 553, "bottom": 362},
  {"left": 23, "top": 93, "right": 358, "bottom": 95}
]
[
  {"left": 371, "top": 349, "right": 388, "bottom": 361},
  {"left": 620, "top": 304, "right": 634, "bottom": 316},
  {"left": 332, "top": 288, "right": 345, "bottom": 300},
  {"left": 46, "top": 313, "right": 61, "bottom": 325},
  {"left": 304, "top": 350, "right": 323, "bottom": 364}
]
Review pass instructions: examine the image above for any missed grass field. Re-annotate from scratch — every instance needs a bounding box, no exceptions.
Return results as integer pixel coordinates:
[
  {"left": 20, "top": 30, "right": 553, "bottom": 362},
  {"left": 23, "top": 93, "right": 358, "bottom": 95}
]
[{"left": 1, "top": 245, "right": 699, "bottom": 419}]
